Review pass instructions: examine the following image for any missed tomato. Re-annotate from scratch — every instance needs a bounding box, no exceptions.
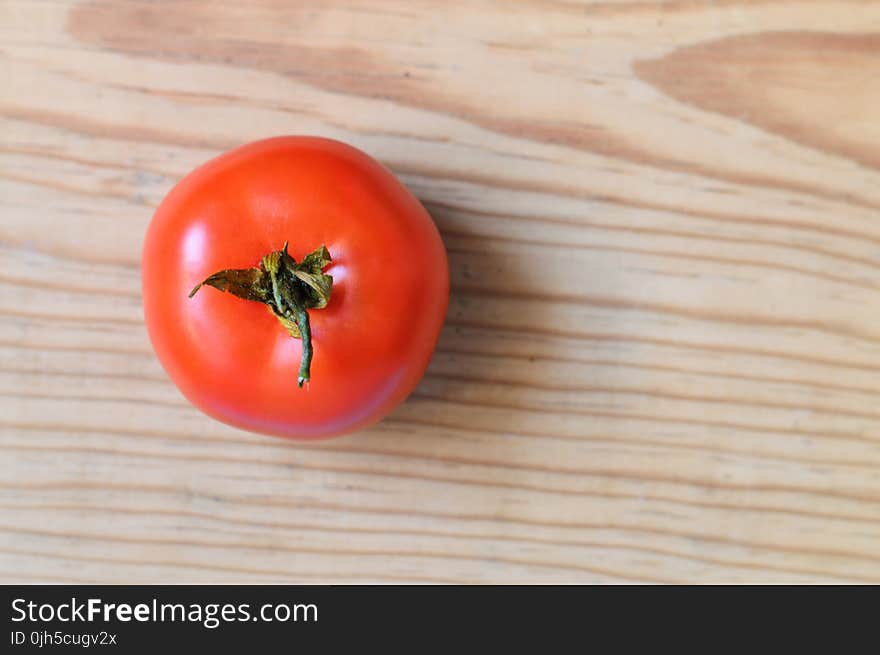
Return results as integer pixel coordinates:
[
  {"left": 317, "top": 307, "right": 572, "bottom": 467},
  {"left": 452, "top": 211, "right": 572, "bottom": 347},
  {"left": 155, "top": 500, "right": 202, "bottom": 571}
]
[{"left": 142, "top": 137, "right": 449, "bottom": 439}]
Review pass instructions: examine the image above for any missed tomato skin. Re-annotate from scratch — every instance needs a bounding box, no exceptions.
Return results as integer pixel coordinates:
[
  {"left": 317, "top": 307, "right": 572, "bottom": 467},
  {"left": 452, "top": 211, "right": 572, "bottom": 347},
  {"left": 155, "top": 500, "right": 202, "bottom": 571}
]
[{"left": 142, "top": 137, "right": 448, "bottom": 439}]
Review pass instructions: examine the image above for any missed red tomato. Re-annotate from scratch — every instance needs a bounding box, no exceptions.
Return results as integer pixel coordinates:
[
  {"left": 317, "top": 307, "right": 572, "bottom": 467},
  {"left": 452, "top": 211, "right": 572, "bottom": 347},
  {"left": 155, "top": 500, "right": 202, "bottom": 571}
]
[{"left": 142, "top": 137, "right": 449, "bottom": 439}]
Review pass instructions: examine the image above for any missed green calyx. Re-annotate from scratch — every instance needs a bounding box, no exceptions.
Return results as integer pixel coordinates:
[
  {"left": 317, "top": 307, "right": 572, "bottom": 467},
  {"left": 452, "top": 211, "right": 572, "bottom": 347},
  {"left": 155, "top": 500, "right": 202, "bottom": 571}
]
[{"left": 189, "top": 243, "right": 333, "bottom": 387}]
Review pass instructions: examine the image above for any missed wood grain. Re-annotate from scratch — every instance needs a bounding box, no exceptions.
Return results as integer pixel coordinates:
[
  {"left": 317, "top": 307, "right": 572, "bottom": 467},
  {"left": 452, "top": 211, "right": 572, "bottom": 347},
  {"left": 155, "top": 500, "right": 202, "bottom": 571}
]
[{"left": 2, "top": 0, "right": 880, "bottom": 583}]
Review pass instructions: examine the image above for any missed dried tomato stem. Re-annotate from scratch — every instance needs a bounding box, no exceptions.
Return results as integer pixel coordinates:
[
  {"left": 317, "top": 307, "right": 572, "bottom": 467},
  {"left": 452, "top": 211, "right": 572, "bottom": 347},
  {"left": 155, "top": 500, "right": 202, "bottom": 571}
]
[
  {"left": 188, "top": 244, "right": 332, "bottom": 388},
  {"left": 294, "top": 305, "right": 312, "bottom": 387}
]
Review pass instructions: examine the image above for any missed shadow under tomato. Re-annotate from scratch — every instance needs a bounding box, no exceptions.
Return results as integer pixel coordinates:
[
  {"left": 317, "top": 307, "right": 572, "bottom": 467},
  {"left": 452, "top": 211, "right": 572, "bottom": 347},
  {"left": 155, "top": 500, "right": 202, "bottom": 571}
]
[{"left": 372, "top": 194, "right": 548, "bottom": 445}]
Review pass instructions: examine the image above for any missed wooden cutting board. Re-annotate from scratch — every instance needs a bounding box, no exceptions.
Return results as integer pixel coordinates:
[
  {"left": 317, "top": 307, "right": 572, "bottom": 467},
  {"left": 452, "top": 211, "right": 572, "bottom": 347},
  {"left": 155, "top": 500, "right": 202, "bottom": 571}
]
[{"left": 2, "top": 0, "right": 879, "bottom": 582}]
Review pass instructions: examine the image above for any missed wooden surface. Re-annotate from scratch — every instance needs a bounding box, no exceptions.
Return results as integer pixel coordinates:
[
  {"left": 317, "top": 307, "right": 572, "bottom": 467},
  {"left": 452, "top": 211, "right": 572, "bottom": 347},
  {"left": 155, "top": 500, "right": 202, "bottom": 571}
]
[{"left": 2, "top": 0, "right": 880, "bottom": 583}]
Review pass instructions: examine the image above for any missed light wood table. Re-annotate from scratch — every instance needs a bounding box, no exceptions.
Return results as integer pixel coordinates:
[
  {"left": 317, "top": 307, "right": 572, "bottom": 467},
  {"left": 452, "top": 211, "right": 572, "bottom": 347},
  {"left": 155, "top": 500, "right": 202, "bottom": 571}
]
[{"left": 2, "top": 0, "right": 879, "bottom": 583}]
